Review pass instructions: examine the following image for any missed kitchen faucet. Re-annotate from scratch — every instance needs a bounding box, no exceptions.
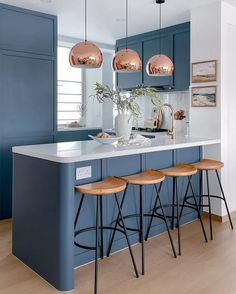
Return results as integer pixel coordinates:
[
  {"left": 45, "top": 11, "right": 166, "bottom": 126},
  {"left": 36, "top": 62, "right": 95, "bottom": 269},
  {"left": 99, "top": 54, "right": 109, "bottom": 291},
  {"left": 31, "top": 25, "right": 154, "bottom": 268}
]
[{"left": 163, "top": 103, "right": 176, "bottom": 140}]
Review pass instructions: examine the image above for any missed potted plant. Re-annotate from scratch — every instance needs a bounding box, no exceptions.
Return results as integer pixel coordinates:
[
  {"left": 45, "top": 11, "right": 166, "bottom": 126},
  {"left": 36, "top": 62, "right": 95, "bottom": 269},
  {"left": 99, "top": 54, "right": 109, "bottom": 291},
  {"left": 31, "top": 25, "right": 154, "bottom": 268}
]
[{"left": 91, "top": 83, "right": 161, "bottom": 141}]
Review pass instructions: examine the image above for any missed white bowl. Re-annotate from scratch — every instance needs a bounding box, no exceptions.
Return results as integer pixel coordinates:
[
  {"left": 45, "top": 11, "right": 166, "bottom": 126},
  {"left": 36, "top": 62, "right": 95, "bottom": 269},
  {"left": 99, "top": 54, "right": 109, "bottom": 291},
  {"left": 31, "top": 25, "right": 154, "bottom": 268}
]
[{"left": 88, "top": 135, "right": 121, "bottom": 144}]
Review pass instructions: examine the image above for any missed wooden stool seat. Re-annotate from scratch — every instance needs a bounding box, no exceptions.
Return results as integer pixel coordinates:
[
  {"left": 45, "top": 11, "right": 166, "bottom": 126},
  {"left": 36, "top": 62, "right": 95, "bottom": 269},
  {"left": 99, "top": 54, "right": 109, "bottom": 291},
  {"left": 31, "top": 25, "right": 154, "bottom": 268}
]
[
  {"left": 192, "top": 159, "right": 224, "bottom": 170},
  {"left": 122, "top": 170, "right": 165, "bottom": 185},
  {"left": 75, "top": 177, "right": 126, "bottom": 195},
  {"left": 161, "top": 164, "right": 197, "bottom": 177}
]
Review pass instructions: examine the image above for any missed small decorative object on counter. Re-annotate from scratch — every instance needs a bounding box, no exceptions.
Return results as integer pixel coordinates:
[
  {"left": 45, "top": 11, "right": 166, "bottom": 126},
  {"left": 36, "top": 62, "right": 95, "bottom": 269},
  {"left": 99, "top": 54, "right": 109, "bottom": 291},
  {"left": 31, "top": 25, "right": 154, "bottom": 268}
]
[
  {"left": 88, "top": 133, "right": 121, "bottom": 144},
  {"left": 174, "top": 110, "right": 186, "bottom": 120},
  {"left": 91, "top": 83, "right": 161, "bottom": 141},
  {"left": 68, "top": 121, "right": 80, "bottom": 128}
]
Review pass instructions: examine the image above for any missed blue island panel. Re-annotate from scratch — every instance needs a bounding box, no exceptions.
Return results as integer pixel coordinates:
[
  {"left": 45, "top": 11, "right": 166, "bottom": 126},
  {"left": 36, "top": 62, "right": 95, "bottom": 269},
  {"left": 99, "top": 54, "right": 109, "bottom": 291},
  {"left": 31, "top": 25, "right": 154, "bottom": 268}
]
[{"left": 13, "top": 146, "right": 202, "bottom": 291}]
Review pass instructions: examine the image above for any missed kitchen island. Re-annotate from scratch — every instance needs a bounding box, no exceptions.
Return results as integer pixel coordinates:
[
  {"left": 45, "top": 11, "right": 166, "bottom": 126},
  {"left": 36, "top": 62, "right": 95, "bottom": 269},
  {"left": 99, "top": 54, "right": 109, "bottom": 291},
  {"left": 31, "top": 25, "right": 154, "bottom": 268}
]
[{"left": 12, "top": 135, "right": 220, "bottom": 291}]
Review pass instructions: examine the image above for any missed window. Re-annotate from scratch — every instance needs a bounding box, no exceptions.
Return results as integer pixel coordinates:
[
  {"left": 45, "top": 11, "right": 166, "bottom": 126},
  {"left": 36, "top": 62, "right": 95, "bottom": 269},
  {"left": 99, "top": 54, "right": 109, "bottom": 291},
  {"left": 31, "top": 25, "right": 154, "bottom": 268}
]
[{"left": 57, "top": 46, "right": 83, "bottom": 128}]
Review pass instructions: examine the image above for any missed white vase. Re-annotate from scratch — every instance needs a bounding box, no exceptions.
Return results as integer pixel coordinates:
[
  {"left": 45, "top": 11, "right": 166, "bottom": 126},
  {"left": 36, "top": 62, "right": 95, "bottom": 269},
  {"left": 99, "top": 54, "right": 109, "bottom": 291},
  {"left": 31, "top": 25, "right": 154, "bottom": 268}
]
[{"left": 115, "top": 113, "right": 132, "bottom": 141}]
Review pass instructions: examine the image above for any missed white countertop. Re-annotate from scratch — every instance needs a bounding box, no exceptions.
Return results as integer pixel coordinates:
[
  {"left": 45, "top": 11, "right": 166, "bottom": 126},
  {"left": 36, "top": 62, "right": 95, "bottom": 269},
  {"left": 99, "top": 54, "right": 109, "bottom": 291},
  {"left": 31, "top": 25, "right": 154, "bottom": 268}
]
[{"left": 12, "top": 135, "right": 221, "bottom": 163}]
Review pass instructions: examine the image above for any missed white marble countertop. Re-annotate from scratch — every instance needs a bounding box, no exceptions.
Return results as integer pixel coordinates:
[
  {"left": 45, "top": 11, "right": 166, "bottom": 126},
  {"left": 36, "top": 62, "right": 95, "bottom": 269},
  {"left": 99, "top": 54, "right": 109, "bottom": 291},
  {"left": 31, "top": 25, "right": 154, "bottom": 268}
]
[{"left": 12, "top": 135, "right": 221, "bottom": 163}]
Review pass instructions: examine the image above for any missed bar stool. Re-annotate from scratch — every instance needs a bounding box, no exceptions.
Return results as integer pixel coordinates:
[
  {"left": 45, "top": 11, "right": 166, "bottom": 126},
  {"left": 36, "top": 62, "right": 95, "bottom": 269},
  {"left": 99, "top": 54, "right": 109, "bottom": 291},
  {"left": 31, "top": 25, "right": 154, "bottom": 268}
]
[
  {"left": 107, "top": 170, "right": 177, "bottom": 276},
  {"left": 146, "top": 164, "right": 208, "bottom": 256},
  {"left": 74, "top": 177, "right": 139, "bottom": 294},
  {"left": 181, "top": 159, "right": 234, "bottom": 240}
]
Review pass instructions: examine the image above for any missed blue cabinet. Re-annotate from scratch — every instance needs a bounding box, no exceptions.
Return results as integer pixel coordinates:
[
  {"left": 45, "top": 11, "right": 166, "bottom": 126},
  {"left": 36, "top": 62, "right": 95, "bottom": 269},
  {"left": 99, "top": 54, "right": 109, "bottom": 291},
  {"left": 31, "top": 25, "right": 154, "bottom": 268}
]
[
  {"left": 143, "top": 34, "right": 173, "bottom": 88},
  {"left": 0, "top": 4, "right": 56, "bottom": 56},
  {"left": 0, "top": 4, "right": 57, "bottom": 219},
  {"left": 173, "top": 29, "right": 190, "bottom": 90},
  {"left": 116, "top": 41, "right": 142, "bottom": 89},
  {"left": 116, "top": 22, "right": 190, "bottom": 90}
]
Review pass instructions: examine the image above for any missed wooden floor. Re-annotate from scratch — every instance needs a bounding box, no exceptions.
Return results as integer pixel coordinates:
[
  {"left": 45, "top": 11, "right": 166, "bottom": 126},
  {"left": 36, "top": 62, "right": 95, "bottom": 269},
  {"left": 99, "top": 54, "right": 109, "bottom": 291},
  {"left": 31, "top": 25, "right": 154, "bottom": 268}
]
[{"left": 0, "top": 218, "right": 236, "bottom": 294}]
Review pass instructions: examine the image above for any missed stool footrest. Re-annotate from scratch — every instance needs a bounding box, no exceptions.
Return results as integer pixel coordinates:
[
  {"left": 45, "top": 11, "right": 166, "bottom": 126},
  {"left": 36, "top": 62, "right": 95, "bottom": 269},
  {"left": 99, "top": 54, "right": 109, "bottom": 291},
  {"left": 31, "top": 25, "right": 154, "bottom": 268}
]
[
  {"left": 116, "top": 213, "right": 166, "bottom": 233},
  {"left": 154, "top": 204, "right": 199, "bottom": 219},
  {"left": 74, "top": 226, "right": 127, "bottom": 250}
]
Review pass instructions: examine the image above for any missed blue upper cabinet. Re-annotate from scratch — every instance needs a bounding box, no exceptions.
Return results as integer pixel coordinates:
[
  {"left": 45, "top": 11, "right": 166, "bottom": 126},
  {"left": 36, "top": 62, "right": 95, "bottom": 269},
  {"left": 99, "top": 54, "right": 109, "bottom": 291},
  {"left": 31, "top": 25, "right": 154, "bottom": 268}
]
[
  {"left": 0, "top": 4, "right": 57, "bottom": 219},
  {"left": 143, "top": 34, "right": 173, "bottom": 88},
  {"left": 0, "top": 4, "right": 56, "bottom": 56},
  {"left": 116, "top": 41, "right": 142, "bottom": 89},
  {"left": 173, "top": 29, "right": 190, "bottom": 90},
  {"left": 116, "top": 22, "right": 190, "bottom": 91}
]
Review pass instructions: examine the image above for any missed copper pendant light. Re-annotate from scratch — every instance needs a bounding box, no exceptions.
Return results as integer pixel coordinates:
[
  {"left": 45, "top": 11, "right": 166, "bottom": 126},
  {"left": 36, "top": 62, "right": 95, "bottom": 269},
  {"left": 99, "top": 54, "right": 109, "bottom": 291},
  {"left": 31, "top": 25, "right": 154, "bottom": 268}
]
[
  {"left": 69, "top": 0, "right": 103, "bottom": 68},
  {"left": 113, "top": 0, "right": 142, "bottom": 73},
  {"left": 146, "top": 0, "right": 174, "bottom": 76}
]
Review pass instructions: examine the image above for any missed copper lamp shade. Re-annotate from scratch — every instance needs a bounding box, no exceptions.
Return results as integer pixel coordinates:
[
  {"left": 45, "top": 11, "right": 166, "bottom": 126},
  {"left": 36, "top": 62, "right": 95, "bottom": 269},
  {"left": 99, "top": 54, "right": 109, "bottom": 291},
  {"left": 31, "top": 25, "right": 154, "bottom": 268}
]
[
  {"left": 69, "top": 41, "right": 103, "bottom": 68},
  {"left": 146, "top": 54, "right": 174, "bottom": 76},
  {"left": 113, "top": 49, "right": 142, "bottom": 72}
]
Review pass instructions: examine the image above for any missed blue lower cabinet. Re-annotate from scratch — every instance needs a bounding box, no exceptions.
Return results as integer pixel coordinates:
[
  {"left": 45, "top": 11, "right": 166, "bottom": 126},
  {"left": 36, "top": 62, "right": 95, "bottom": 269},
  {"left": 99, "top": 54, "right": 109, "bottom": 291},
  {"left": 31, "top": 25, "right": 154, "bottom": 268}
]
[
  {"left": 73, "top": 147, "right": 201, "bottom": 266},
  {"left": 74, "top": 159, "right": 102, "bottom": 266},
  {"left": 0, "top": 136, "right": 54, "bottom": 219},
  {"left": 55, "top": 129, "right": 102, "bottom": 143},
  {"left": 12, "top": 146, "right": 201, "bottom": 291}
]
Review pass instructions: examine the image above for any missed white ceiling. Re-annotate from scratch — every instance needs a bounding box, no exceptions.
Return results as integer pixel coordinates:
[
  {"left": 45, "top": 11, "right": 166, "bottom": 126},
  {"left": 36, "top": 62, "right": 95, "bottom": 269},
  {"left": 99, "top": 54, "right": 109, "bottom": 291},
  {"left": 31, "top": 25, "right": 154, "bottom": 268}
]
[{"left": 1, "top": 0, "right": 234, "bottom": 45}]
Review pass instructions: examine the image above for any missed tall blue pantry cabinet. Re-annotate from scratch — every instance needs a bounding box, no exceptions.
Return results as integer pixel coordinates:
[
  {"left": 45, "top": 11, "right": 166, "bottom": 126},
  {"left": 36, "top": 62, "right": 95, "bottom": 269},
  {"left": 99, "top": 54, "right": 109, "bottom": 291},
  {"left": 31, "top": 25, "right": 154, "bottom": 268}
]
[{"left": 0, "top": 4, "right": 57, "bottom": 219}]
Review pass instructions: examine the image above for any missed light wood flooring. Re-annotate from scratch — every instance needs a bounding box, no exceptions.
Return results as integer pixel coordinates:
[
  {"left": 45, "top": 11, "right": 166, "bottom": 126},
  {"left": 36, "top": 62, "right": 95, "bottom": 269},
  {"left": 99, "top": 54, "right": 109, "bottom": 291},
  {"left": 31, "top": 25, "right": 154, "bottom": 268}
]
[{"left": 0, "top": 218, "right": 236, "bottom": 294}]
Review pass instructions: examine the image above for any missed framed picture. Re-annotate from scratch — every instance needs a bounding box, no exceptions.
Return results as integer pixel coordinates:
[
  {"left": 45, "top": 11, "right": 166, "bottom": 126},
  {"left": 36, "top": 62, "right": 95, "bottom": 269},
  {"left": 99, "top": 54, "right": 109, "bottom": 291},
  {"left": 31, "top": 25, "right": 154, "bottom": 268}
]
[
  {"left": 192, "top": 86, "right": 217, "bottom": 107},
  {"left": 192, "top": 60, "right": 217, "bottom": 83}
]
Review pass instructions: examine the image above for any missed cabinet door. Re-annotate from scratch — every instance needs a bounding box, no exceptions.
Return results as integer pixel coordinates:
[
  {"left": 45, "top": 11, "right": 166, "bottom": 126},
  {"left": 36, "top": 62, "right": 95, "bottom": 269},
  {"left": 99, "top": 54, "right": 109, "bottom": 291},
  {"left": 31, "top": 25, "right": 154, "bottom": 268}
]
[
  {"left": 0, "top": 51, "right": 55, "bottom": 138},
  {"left": 0, "top": 50, "right": 55, "bottom": 219},
  {"left": 0, "top": 4, "right": 56, "bottom": 56},
  {"left": 173, "top": 30, "right": 190, "bottom": 90},
  {"left": 143, "top": 34, "right": 173, "bottom": 88},
  {"left": 116, "top": 41, "right": 142, "bottom": 90}
]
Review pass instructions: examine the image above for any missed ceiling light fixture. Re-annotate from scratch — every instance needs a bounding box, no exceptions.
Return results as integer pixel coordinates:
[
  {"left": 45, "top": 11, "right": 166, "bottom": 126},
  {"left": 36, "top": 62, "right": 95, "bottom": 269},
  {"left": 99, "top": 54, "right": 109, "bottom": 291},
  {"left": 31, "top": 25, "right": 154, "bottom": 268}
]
[
  {"left": 146, "top": 0, "right": 174, "bottom": 77},
  {"left": 69, "top": 0, "right": 103, "bottom": 68},
  {"left": 112, "top": 0, "right": 142, "bottom": 73}
]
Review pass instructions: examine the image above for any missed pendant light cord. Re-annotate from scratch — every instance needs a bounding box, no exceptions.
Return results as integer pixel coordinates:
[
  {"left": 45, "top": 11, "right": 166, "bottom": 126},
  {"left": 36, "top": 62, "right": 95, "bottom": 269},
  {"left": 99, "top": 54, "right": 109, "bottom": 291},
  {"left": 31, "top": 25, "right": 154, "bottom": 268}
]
[
  {"left": 126, "top": 0, "right": 128, "bottom": 50},
  {"left": 159, "top": 2, "right": 162, "bottom": 54},
  {"left": 85, "top": 0, "right": 87, "bottom": 43}
]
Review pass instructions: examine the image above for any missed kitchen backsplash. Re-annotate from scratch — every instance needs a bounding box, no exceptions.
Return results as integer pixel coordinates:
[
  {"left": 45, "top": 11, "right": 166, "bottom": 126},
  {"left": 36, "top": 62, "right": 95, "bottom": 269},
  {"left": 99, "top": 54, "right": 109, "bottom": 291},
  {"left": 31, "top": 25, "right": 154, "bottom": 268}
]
[{"left": 134, "top": 90, "right": 190, "bottom": 134}]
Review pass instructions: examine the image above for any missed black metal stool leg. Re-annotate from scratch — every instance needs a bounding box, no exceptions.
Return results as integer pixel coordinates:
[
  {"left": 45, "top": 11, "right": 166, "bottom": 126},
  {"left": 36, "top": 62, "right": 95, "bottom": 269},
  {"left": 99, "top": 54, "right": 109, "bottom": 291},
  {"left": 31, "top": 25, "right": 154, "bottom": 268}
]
[
  {"left": 199, "top": 170, "right": 203, "bottom": 211},
  {"left": 206, "top": 170, "right": 213, "bottom": 240},
  {"left": 114, "top": 193, "right": 139, "bottom": 278},
  {"left": 216, "top": 170, "right": 234, "bottom": 230},
  {"left": 188, "top": 176, "right": 208, "bottom": 243},
  {"left": 154, "top": 183, "right": 177, "bottom": 258},
  {"left": 94, "top": 196, "right": 99, "bottom": 294},
  {"left": 139, "top": 185, "right": 145, "bottom": 275},
  {"left": 179, "top": 178, "right": 191, "bottom": 222},
  {"left": 145, "top": 183, "right": 162, "bottom": 241},
  {"left": 106, "top": 186, "right": 128, "bottom": 257},
  {"left": 74, "top": 194, "right": 85, "bottom": 229},
  {"left": 99, "top": 196, "right": 104, "bottom": 259},
  {"left": 171, "top": 177, "right": 176, "bottom": 230},
  {"left": 175, "top": 178, "right": 181, "bottom": 256}
]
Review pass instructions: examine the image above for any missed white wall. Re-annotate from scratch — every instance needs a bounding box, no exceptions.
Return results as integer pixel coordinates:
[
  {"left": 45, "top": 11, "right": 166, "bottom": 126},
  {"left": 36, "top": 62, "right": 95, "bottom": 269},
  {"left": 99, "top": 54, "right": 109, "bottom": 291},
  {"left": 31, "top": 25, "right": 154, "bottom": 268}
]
[
  {"left": 221, "top": 1, "right": 236, "bottom": 215},
  {"left": 190, "top": 1, "right": 221, "bottom": 139},
  {"left": 102, "top": 52, "right": 114, "bottom": 130},
  {"left": 190, "top": 1, "right": 236, "bottom": 216},
  {"left": 190, "top": 1, "right": 222, "bottom": 215}
]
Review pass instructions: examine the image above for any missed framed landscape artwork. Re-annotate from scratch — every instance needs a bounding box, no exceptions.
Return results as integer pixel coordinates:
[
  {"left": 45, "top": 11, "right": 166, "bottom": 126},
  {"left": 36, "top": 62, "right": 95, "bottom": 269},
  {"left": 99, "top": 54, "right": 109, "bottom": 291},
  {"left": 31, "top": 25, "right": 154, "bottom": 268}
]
[
  {"left": 192, "top": 60, "right": 217, "bottom": 83},
  {"left": 192, "top": 86, "right": 217, "bottom": 107}
]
